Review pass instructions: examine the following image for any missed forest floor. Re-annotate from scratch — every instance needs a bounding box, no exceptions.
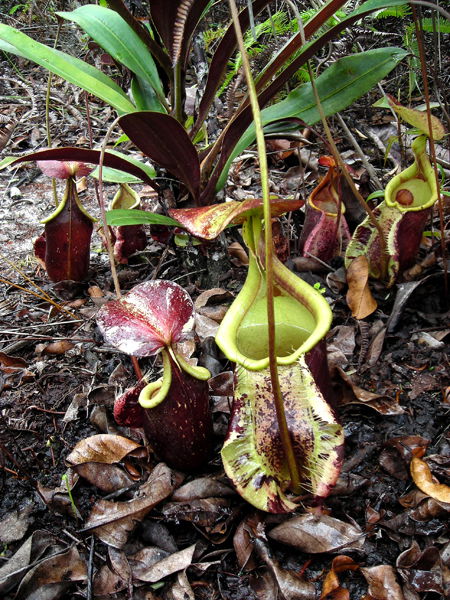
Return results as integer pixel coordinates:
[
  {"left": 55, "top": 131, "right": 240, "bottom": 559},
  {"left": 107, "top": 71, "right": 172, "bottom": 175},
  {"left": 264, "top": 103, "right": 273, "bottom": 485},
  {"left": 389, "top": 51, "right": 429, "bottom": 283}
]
[{"left": 0, "top": 5, "right": 449, "bottom": 600}]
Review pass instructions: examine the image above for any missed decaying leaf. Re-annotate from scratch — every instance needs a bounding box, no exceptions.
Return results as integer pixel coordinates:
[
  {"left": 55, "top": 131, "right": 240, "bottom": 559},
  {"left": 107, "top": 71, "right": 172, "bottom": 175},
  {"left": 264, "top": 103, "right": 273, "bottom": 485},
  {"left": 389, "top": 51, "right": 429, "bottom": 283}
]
[
  {"left": 162, "top": 498, "right": 232, "bottom": 528},
  {"left": 337, "top": 367, "right": 405, "bottom": 415},
  {"left": 83, "top": 463, "right": 181, "bottom": 548},
  {"left": 0, "top": 530, "right": 56, "bottom": 595},
  {"left": 346, "top": 255, "right": 377, "bottom": 319},
  {"left": 131, "top": 544, "right": 196, "bottom": 583},
  {"left": 254, "top": 537, "right": 317, "bottom": 600},
  {"left": 321, "top": 555, "right": 359, "bottom": 600},
  {"left": 66, "top": 433, "right": 146, "bottom": 465},
  {"left": 15, "top": 545, "right": 87, "bottom": 600},
  {"left": 233, "top": 513, "right": 261, "bottom": 572},
  {"left": 410, "top": 457, "right": 450, "bottom": 503},
  {"left": 0, "top": 501, "right": 34, "bottom": 544},
  {"left": 360, "top": 565, "right": 404, "bottom": 600},
  {"left": 171, "top": 477, "right": 235, "bottom": 501},
  {"left": 73, "top": 462, "right": 136, "bottom": 493},
  {"left": 387, "top": 95, "right": 446, "bottom": 140},
  {"left": 269, "top": 513, "right": 365, "bottom": 553}
]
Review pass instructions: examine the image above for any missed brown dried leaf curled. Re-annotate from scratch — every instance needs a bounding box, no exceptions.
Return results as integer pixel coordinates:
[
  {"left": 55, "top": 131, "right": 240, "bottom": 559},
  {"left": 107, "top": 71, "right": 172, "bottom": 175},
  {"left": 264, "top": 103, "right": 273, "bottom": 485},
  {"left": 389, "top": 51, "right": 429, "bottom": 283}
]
[
  {"left": 346, "top": 255, "right": 377, "bottom": 319},
  {"left": 410, "top": 457, "right": 450, "bottom": 503}
]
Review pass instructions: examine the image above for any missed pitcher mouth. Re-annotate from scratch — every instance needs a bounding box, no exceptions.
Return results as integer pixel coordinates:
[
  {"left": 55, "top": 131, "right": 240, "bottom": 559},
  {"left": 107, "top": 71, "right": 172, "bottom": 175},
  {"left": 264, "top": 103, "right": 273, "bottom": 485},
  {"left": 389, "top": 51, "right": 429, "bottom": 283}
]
[{"left": 216, "top": 249, "right": 332, "bottom": 371}]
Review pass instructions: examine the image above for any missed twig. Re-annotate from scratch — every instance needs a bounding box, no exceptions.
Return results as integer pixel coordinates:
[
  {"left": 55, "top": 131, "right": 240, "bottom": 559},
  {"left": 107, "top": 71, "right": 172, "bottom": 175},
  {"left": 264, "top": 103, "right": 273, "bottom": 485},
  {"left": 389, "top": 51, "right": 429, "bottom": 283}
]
[{"left": 335, "top": 113, "right": 383, "bottom": 189}]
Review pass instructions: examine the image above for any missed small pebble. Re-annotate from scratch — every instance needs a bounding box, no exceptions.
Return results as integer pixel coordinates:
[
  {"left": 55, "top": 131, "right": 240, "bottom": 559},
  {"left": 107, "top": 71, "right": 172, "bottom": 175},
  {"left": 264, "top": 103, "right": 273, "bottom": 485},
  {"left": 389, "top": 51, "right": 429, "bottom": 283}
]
[{"left": 9, "top": 186, "right": 21, "bottom": 198}]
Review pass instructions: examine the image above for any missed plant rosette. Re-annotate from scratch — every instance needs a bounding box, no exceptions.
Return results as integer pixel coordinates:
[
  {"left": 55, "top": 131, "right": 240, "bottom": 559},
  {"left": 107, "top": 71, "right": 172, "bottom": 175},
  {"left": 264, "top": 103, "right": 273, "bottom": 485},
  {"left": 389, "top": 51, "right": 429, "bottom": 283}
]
[
  {"left": 96, "top": 280, "right": 213, "bottom": 471},
  {"left": 36, "top": 160, "right": 96, "bottom": 282},
  {"left": 299, "top": 155, "right": 350, "bottom": 263},
  {"left": 169, "top": 198, "right": 344, "bottom": 513},
  {"left": 345, "top": 135, "right": 438, "bottom": 287}
]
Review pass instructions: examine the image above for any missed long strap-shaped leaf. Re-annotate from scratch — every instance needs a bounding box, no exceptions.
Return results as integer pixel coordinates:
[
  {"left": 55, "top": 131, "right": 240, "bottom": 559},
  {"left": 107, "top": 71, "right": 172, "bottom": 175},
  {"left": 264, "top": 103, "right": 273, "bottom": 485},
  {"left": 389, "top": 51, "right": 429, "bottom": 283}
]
[
  {"left": 57, "top": 5, "right": 166, "bottom": 111},
  {"left": 119, "top": 112, "right": 201, "bottom": 201},
  {"left": 106, "top": 0, "right": 172, "bottom": 74},
  {"left": 0, "top": 26, "right": 135, "bottom": 114},
  {"left": 191, "top": 0, "right": 271, "bottom": 138},
  {"left": 8, "top": 148, "right": 157, "bottom": 189},
  {"left": 203, "top": 46, "right": 406, "bottom": 200}
]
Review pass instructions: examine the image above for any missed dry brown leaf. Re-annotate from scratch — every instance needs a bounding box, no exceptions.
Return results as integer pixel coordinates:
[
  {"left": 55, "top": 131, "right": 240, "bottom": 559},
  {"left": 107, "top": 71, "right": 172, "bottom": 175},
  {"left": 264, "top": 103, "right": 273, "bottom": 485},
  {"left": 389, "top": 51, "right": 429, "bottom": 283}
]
[
  {"left": 321, "top": 555, "right": 359, "bottom": 599},
  {"left": 233, "top": 513, "right": 261, "bottom": 571},
  {"left": 0, "top": 351, "right": 29, "bottom": 368},
  {"left": 0, "top": 530, "right": 56, "bottom": 595},
  {"left": 268, "top": 513, "right": 364, "bottom": 553},
  {"left": 73, "top": 462, "right": 136, "bottom": 492},
  {"left": 346, "top": 256, "right": 377, "bottom": 319},
  {"left": 194, "top": 287, "right": 232, "bottom": 310},
  {"left": 40, "top": 340, "right": 75, "bottom": 355},
  {"left": 0, "top": 501, "right": 33, "bottom": 544},
  {"left": 337, "top": 367, "right": 405, "bottom": 415},
  {"left": 171, "top": 477, "right": 235, "bottom": 502},
  {"left": 132, "top": 544, "right": 196, "bottom": 583},
  {"left": 162, "top": 497, "right": 231, "bottom": 528},
  {"left": 254, "top": 537, "right": 316, "bottom": 600},
  {"left": 194, "top": 313, "right": 220, "bottom": 340},
  {"left": 360, "top": 565, "right": 404, "bottom": 600},
  {"left": 83, "top": 463, "right": 181, "bottom": 548},
  {"left": 66, "top": 433, "right": 145, "bottom": 466},
  {"left": 15, "top": 545, "right": 87, "bottom": 600},
  {"left": 129, "top": 547, "right": 170, "bottom": 579},
  {"left": 228, "top": 241, "right": 249, "bottom": 266},
  {"left": 410, "top": 457, "right": 450, "bottom": 503}
]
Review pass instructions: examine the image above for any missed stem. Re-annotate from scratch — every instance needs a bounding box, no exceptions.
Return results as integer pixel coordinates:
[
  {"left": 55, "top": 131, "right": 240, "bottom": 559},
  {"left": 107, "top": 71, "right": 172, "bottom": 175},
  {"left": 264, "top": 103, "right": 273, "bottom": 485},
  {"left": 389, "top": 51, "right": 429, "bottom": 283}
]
[
  {"left": 97, "top": 116, "right": 123, "bottom": 300},
  {"left": 228, "top": 0, "right": 301, "bottom": 493},
  {"left": 411, "top": 3, "right": 448, "bottom": 298},
  {"left": 46, "top": 19, "right": 62, "bottom": 207},
  {"left": 295, "top": 11, "right": 389, "bottom": 279},
  {"left": 97, "top": 119, "right": 143, "bottom": 382},
  {"left": 173, "top": 61, "right": 183, "bottom": 123}
]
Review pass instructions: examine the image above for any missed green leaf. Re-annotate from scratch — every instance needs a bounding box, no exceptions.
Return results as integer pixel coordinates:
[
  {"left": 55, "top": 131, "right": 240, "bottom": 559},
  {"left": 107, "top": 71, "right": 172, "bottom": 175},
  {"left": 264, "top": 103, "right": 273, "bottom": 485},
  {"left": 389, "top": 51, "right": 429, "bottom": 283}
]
[
  {"left": 106, "top": 209, "right": 180, "bottom": 227},
  {"left": 91, "top": 149, "right": 156, "bottom": 183},
  {"left": 216, "top": 47, "right": 407, "bottom": 190},
  {"left": 58, "top": 5, "right": 166, "bottom": 112},
  {"left": 0, "top": 25, "right": 135, "bottom": 114}
]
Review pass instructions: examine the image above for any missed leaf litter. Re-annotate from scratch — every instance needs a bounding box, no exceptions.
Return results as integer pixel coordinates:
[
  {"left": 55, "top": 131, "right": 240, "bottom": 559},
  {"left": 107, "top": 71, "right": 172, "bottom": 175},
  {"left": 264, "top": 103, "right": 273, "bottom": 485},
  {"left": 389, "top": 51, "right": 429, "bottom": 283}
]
[{"left": 0, "top": 8, "right": 449, "bottom": 600}]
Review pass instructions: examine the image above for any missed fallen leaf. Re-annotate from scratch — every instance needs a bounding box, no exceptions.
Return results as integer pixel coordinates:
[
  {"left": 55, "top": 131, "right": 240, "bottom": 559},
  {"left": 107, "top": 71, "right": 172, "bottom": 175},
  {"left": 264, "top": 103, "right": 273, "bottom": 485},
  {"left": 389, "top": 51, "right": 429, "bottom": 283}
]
[
  {"left": 66, "top": 434, "right": 145, "bottom": 465},
  {"left": 0, "top": 352, "right": 28, "bottom": 368},
  {"left": 254, "top": 537, "right": 316, "bottom": 600},
  {"left": 37, "top": 471, "right": 80, "bottom": 519},
  {"left": 269, "top": 513, "right": 364, "bottom": 553},
  {"left": 360, "top": 565, "right": 404, "bottom": 600},
  {"left": 337, "top": 367, "right": 405, "bottom": 415},
  {"left": 83, "top": 463, "right": 181, "bottom": 548},
  {"left": 167, "top": 571, "right": 195, "bottom": 600},
  {"left": 15, "top": 545, "right": 87, "bottom": 600},
  {"left": 171, "top": 477, "right": 235, "bottom": 501},
  {"left": 162, "top": 498, "right": 232, "bottom": 528},
  {"left": 0, "top": 530, "right": 56, "bottom": 595},
  {"left": 410, "top": 457, "right": 450, "bottom": 503},
  {"left": 346, "top": 256, "right": 377, "bottom": 319},
  {"left": 228, "top": 241, "right": 249, "bottom": 266},
  {"left": 233, "top": 513, "right": 261, "bottom": 571},
  {"left": 73, "top": 462, "right": 136, "bottom": 492},
  {"left": 132, "top": 544, "right": 196, "bottom": 583},
  {"left": 0, "top": 501, "right": 34, "bottom": 544},
  {"left": 321, "top": 555, "right": 359, "bottom": 599},
  {"left": 40, "top": 340, "right": 75, "bottom": 355}
]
